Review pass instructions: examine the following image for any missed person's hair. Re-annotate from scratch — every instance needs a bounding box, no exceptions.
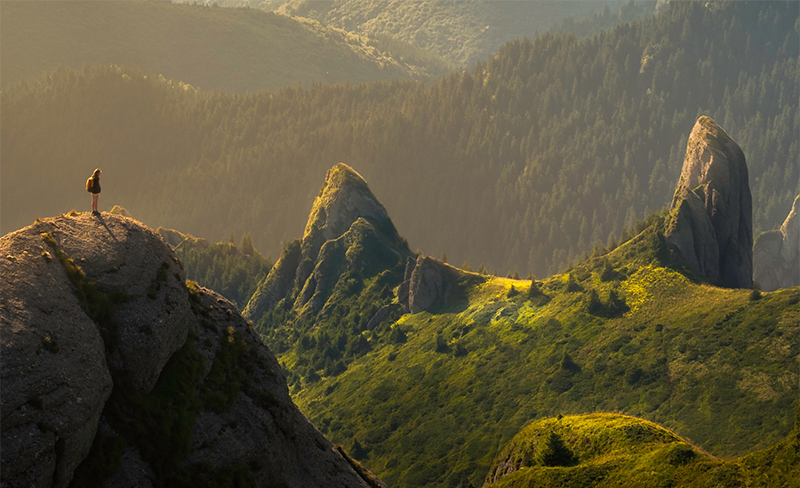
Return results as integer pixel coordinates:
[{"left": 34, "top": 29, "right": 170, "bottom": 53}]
[{"left": 92, "top": 168, "right": 101, "bottom": 178}]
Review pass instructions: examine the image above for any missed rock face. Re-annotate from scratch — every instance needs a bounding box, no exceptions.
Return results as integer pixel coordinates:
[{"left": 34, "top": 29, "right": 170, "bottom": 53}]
[
  {"left": 664, "top": 116, "right": 753, "bottom": 288},
  {"left": 753, "top": 195, "right": 800, "bottom": 291},
  {"left": 244, "top": 163, "right": 410, "bottom": 321},
  {"left": 1, "top": 213, "right": 385, "bottom": 488},
  {"left": 406, "top": 256, "right": 466, "bottom": 313}
]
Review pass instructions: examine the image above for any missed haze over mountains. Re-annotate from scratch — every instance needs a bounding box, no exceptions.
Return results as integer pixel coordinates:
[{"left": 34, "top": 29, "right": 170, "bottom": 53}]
[
  {"left": 177, "top": 0, "right": 618, "bottom": 66},
  {"left": 2, "top": 0, "right": 797, "bottom": 279},
  {"left": 0, "top": 0, "right": 453, "bottom": 92}
]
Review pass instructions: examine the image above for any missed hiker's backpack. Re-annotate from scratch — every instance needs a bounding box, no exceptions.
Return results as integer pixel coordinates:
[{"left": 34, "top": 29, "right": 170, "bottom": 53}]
[{"left": 86, "top": 177, "right": 94, "bottom": 193}]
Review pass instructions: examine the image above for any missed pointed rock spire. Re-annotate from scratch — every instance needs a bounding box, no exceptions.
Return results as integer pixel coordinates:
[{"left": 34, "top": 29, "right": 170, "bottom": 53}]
[
  {"left": 665, "top": 116, "right": 753, "bottom": 288},
  {"left": 244, "top": 163, "right": 409, "bottom": 320}
]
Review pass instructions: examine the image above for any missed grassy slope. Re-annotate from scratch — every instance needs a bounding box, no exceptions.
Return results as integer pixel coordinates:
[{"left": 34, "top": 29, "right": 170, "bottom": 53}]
[
  {"left": 287, "top": 227, "right": 800, "bottom": 488},
  {"left": 484, "top": 412, "right": 800, "bottom": 488},
  {"left": 0, "top": 1, "right": 451, "bottom": 92}
]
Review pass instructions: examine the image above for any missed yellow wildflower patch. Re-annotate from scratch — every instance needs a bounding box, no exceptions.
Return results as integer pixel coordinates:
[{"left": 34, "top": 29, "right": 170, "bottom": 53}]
[{"left": 621, "top": 265, "right": 690, "bottom": 313}]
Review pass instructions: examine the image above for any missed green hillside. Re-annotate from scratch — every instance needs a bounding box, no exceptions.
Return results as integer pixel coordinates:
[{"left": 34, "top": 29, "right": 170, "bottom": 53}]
[
  {"left": 0, "top": 0, "right": 452, "bottom": 92},
  {"left": 280, "top": 221, "right": 798, "bottom": 487},
  {"left": 484, "top": 413, "right": 799, "bottom": 487},
  {"left": 2, "top": 1, "right": 798, "bottom": 279}
]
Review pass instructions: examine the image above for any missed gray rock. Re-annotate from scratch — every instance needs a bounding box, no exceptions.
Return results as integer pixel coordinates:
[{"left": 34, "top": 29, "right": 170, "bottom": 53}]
[
  {"left": 245, "top": 164, "right": 410, "bottom": 322},
  {"left": 407, "top": 255, "right": 480, "bottom": 313},
  {"left": 1, "top": 217, "right": 113, "bottom": 488},
  {"left": 303, "top": 163, "right": 391, "bottom": 246},
  {"left": 179, "top": 287, "right": 385, "bottom": 488},
  {"left": 366, "top": 303, "right": 402, "bottom": 330},
  {"left": 156, "top": 226, "right": 189, "bottom": 248},
  {"left": 242, "top": 239, "right": 301, "bottom": 320},
  {"left": 753, "top": 195, "right": 800, "bottom": 291},
  {"left": 665, "top": 116, "right": 753, "bottom": 288}
]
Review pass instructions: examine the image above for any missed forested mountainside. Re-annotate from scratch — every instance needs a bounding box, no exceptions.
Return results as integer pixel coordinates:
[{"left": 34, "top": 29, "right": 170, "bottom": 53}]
[
  {"left": 0, "top": 0, "right": 451, "bottom": 92},
  {"left": 175, "top": 236, "right": 274, "bottom": 310},
  {"left": 2, "top": 1, "right": 797, "bottom": 278},
  {"left": 275, "top": 0, "right": 605, "bottom": 66}
]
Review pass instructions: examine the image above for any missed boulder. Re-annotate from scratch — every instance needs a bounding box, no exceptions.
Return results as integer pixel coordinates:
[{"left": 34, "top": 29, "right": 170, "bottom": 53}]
[
  {"left": 406, "top": 255, "right": 482, "bottom": 313},
  {"left": 665, "top": 116, "right": 753, "bottom": 288},
  {"left": 753, "top": 195, "right": 800, "bottom": 291},
  {"left": 156, "top": 226, "right": 189, "bottom": 248}
]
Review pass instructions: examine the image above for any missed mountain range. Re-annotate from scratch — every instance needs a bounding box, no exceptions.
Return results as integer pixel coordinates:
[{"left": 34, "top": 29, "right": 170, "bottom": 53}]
[
  {"left": 2, "top": 0, "right": 797, "bottom": 279},
  {"left": 2, "top": 115, "right": 797, "bottom": 488},
  {"left": 1, "top": 1, "right": 798, "bottom": 486},
  {"left": 0, "top": 0, "right": 452, "bottom": 92}
]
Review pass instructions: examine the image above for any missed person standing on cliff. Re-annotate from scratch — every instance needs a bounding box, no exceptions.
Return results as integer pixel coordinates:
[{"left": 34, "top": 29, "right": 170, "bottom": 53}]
[{"left": 86, "top": 168, "right": 102, "bottom": 216}]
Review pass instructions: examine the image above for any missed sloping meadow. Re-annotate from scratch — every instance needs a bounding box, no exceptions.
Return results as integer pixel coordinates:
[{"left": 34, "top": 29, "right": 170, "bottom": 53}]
[{"left": 290, "top": 228, "right": 799, "bottom": 487}]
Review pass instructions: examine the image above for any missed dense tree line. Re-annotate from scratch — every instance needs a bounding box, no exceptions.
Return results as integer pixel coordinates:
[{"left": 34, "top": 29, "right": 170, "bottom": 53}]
[
  {"left": 2, "top": 0, "right": 797, "bottom": 278},
  {"left": 275, "top": 0, "right": 602, "bottom": 66},
  {"left": 176, "top": 235, "right": 273, "bottom": 309}
]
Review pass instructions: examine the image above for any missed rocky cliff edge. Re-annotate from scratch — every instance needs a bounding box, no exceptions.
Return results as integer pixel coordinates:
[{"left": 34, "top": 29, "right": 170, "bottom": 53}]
[{"left": 1, "top": 213, "right": 385, "bottom": 488}]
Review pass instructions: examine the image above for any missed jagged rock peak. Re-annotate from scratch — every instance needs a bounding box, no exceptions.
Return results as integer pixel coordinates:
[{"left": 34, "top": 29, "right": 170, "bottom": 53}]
[
  {"left": 665, "top": 116, "right": 753, "bottom": 289},
  {"left": 753, "top": 195, "right": 800, "bottom": 291},
  {"left": 303, "top": 163, "right": 392, "bottom": 244},
  {"left": 244, "top": 163, "right": 409, "bottom": 321}
]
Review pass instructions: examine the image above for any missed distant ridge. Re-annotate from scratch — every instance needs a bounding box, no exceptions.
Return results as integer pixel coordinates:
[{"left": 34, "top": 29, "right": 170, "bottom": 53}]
[{"left": 0, "top": 1, "right": 452, "bottom": 92}]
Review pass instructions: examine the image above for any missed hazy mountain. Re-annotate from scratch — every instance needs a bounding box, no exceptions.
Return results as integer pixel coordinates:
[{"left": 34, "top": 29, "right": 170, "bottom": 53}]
[
  {"left": 3, "top": 1, "right": 796, "bottom": 279},
  {"left": 0, "top": 0, "right": 453, "bottom": 92},
  {"left": 0, "top": 212, "right": 385, "bottom": 488},
  {"left": 274, "top": 0, "right": 611, "bottom": 66}
]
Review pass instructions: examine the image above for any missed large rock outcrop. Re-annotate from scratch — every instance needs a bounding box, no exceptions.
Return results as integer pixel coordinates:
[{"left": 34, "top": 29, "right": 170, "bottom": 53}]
[
  {"left": 753, "top": 195, "right": 800, "bottom": 291},
  {"left": 664, "top": 116, "right": 753, "bottom": 288},
  {"left": 244, "top": 163, "right": 410, "bottom": 321},
  {"left": 1, "top": 213, "right": 385, "bottom": 488},
  {"left": 395, "top": 255, "right": 484, "bottom": 314}
]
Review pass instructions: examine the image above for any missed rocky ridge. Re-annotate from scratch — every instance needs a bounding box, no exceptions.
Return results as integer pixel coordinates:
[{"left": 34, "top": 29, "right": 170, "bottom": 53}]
[
  {"left": 664, "top": 116, "right": 753, "bottom": 288},
  {"left": 753, "top": 195, "right": 800, "bottom": 291},
  {"left": 242, "top": 163, "right": 485, "bottom": 325},
  {"left": 0, "top": 213, "right": 385, "bottom": 488},
  {"left": 244, "top": 163, "right": 411, "bottom": 320}
]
